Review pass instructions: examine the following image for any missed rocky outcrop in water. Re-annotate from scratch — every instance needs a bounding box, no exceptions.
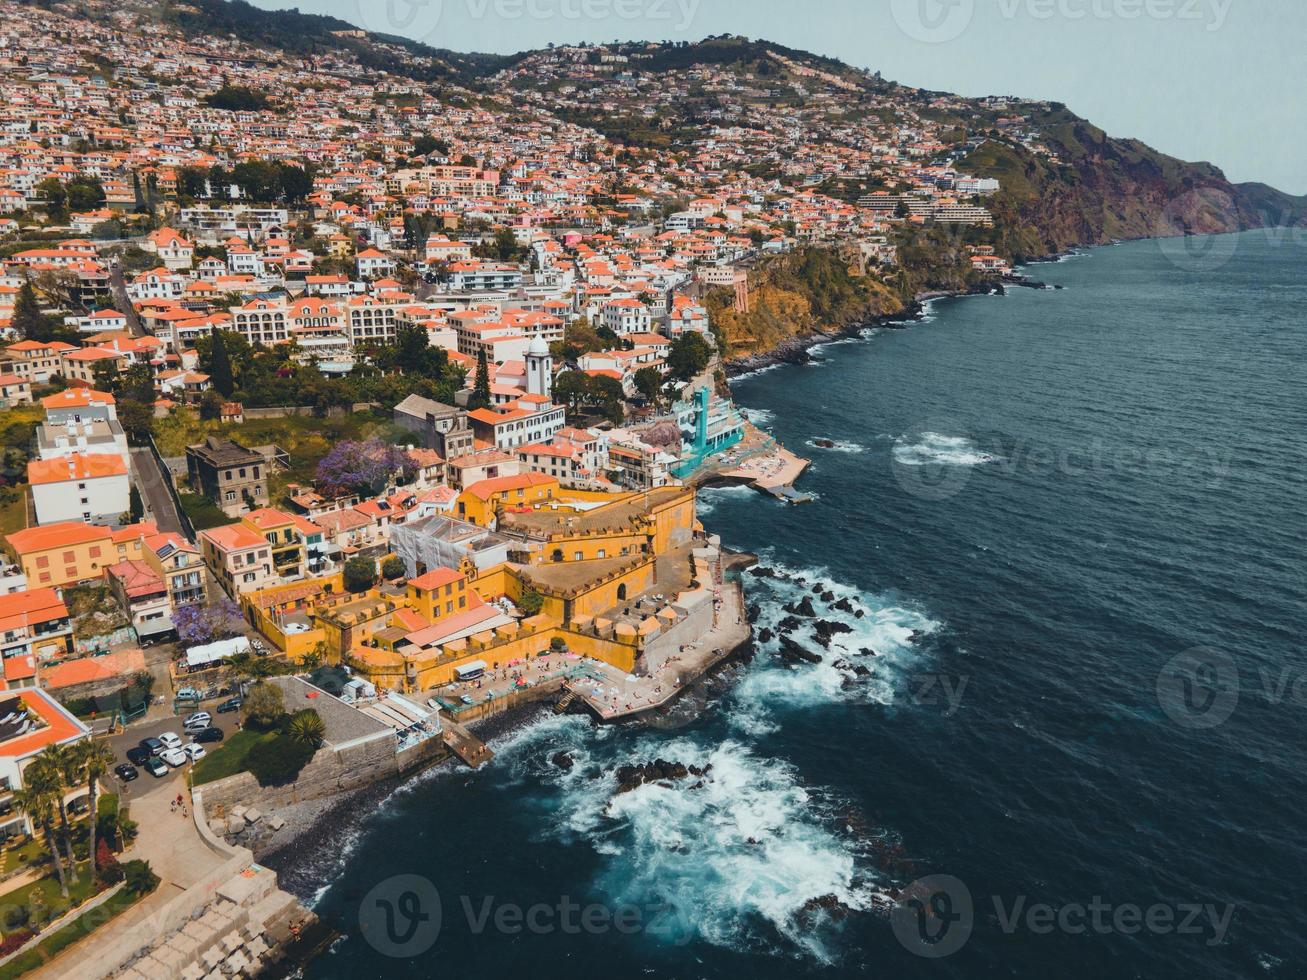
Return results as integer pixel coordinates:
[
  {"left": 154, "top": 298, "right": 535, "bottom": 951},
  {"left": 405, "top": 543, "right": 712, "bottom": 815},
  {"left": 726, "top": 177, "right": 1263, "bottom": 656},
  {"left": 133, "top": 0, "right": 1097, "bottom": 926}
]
[
  {"left": 778, "top": 635, "right": 822, "bottom": 665},
  {"left": 613, "top": 759, "right": 711, "bottom": 794}
]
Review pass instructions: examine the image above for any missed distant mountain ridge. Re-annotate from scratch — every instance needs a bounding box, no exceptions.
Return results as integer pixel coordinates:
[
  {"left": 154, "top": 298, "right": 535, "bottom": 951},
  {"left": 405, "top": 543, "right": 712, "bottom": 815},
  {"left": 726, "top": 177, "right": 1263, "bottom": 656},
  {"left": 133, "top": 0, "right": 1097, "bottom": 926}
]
[{"left": 40, "top": 0, "right": 1307, "bottom": 256}]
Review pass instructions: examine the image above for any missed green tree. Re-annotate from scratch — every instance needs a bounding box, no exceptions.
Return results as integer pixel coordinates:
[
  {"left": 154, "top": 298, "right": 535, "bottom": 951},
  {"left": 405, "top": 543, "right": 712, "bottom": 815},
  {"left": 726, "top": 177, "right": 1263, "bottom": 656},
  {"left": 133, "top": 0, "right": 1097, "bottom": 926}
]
[
  {"left": 518, "top": 584, "right": 544, "bottom": 617},
  {"left": 244, "top": 682, "right": 285, "bottom": 728},
  {"left": 76, "top": 741, "right": 114, "bottom": 885},
  {"left": 344, "top": 556, "right": 377, "bottom": 593},
  {"left": 36, "top": 177, "right": 67, "bottom": 220},
  {"left": 667, "top": 332, "right": 712, "bottom": 382},
  {"left": 381, "top": 555, "right": 406, "bottom": 580},
  {"left": 208, "top": 328, "right": 235, "bottom": 396},
  {"left": 13, "top": 281, "right": 53, "bottom": 341},
  {"left": 39, "top": 747, "right": 82, "bottom": 884},
  {"left": 128, "top": 485, "right": 144, "bottom": 522},
  {"left": 13, "top": 780, "right": 68, "bottom": 900},
  {"left": 287, "top": 709, "right": 326, "bottom": 748},
  {"left": 634, "top": 366, "right": 663, "bottom": 407},
  {"left": 469, "top": 347, "right": 491, "bottom": 410}
]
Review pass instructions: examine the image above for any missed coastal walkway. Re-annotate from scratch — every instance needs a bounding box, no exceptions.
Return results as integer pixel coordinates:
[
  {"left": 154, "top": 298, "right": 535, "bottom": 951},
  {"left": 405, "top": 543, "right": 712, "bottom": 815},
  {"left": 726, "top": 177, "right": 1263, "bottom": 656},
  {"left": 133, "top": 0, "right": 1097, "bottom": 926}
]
[{"left": 442, "top": 719, "right": 493, "bottom": 767}]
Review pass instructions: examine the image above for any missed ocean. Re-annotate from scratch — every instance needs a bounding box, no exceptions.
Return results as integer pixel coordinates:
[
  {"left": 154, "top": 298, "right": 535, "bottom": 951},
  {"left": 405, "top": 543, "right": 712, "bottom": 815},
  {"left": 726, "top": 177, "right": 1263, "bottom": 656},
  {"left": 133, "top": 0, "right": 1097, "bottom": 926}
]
[{"left": 283, "top": 230, "right": 1306, "bottom": 979}]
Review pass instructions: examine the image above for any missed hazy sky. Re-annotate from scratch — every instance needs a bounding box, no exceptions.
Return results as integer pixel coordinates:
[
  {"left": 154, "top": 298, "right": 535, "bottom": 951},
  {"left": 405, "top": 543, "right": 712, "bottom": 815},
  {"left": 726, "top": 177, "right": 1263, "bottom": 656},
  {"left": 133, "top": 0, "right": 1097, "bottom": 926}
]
[{"left": 247, "top": 0, "right": 1306, "bottom": 195}]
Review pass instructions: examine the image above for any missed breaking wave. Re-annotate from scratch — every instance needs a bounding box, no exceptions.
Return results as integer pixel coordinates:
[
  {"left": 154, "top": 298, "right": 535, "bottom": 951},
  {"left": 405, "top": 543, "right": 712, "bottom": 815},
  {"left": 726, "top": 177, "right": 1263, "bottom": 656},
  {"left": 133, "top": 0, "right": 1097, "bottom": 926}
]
[
  {"left": 696, "top": 483, "right": 757, "bottom": 515},
  {"left": 805, "top": 438, "right": 865, "bottom": 454},
  {"left": 731, "top": 558, "right": 941, "bottom": 729},
  {"left": 892, "top": 432, "right": 999, "bottom": 467},
  {"left": 497, "top": 720, "right": 884, "bottom": 963}
]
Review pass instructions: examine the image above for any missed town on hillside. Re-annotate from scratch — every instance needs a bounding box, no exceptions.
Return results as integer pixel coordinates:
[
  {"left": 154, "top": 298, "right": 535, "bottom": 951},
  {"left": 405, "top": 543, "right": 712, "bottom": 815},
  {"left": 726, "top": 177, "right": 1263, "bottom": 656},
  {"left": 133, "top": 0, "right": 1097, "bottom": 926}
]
[{"left": 0, "top": 1, "right": 1045, "bottom": 975}]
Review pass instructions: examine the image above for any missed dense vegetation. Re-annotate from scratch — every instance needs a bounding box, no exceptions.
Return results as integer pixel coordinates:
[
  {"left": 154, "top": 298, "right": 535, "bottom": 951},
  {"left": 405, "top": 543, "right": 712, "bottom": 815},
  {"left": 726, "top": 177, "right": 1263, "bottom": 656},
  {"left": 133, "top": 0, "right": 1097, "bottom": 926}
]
[{"left": 706, "top": 248, "right": 905, "bottom": 356}]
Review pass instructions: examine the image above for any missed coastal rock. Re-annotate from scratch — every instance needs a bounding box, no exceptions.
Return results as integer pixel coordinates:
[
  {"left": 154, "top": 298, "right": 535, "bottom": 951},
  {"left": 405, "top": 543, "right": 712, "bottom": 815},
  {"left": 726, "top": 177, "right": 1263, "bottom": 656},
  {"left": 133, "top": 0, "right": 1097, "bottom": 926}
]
[
  {"left": 614, "top": 758, "right": 693, "bottom": 794},
  {"left": 853, "top": 664, "right": 871, "bottom": 677},
  {"left": 800, "top": 894, "right": 854, "bottom": 921},
  {"left": 784, "top": 596, "right": 817, "bottom": 618},
  {"left": 854, "top": 609, "right": 865, "bottom": 619},
  {"left": 244, "top": 807, "right": 263, "bottom": 825},
  {"left": 746, "top": 603, "right": 761, "bottom": 623},
  {"left": 748, "top": 566, "right": 776, "bottom": 579},
  {"left": 814, "top": 619, "right": 853, "bottom": 640},
  {"left": 777, "top": 615, "right": 800, "bottom": 633},
  {"left": 551, "top": 751, "right": 574, "bottom": 771},
  {"left": 813, "top": 438, "right": 836, "bottom": 449},
  {"left": 831, "top": 597, "right": 855, "bottom": 614},
  {"left": 859, "top": 647, "right": 879, "bottom": 657},
  {"left": 757, "top": 627, "right": 774, "bottom": 644},
  {"left": 778, "top": 636, "right": 822, "bottom": 664},
  {"left": 820, "top": 590, "right": 835, "bottom": 603}
]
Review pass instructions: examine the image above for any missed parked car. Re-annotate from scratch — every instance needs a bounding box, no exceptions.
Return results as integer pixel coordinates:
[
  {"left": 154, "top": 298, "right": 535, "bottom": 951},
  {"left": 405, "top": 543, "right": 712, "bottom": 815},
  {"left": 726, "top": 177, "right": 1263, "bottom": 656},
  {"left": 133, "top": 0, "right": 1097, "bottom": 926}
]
[
  {"left": 160, "top": 747, "right": 187, "bottom": 767},
  {"left": 175, "top": 686, "right": 200, "bottom": 700},
  {"left": 193, "top": 726, "right": 225, "bottom": 744},
  {"left": 144, "top": 756, "right": 168, "bottom": 777},
  {"left": 460, "top": 694, "right": 475, "bottom": 705},
  {"left": 114, "top": 763, "right": 138, "bottom": 782},
  {"left": 182, "top": 743, "right": 206, "bottom": 761},
  {"left": 183, "top": 712, "right": 211, "bottom": 732},
  {"left": 217, "top": 697, "right": 242, "bottom": 714},
  {"left": 157, "top": 732, "right": 182, "bottom": 750},
  {"left": 126, "top": 746, "right": 151, "bottom": 766},
  {"left": 138, "top": 737, "right": 164, "bottom": 757}
]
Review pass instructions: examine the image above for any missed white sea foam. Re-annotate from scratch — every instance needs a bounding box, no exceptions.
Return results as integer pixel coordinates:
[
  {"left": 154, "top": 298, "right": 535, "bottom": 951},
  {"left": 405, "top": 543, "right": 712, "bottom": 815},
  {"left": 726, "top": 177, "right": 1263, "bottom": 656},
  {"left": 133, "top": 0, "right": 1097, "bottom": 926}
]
[
  {"left": 730, "top": 558, "right": 941, "bottom": 728},
  {"left": 892, "top": 432, "right": 999, "bottom": 467},
  {"left": 546, "top": 735, "right": 882, "bottom": 962},
  {"left": 740, "top": 406, "right": 775, "bottom": 428},
  {"left": 728, "top": 362, "right": 785, "bottom": 383},
  {"left": 805, "top": 438, "right": 865, "bottom": 454},
  {"left": 696, "top": 483, "right": 756, "bottom": 515}
]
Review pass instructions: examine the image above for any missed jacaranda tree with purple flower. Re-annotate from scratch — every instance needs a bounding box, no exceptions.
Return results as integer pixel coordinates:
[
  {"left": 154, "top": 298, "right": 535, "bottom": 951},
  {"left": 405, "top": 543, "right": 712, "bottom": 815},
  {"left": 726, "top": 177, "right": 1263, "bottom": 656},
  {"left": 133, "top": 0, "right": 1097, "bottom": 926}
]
[
  {"left": 315, "top": 438, "right": 414, "bottom": 497},
  {"left": 173, "top": 598, "right": 243, "bottom": 647}
]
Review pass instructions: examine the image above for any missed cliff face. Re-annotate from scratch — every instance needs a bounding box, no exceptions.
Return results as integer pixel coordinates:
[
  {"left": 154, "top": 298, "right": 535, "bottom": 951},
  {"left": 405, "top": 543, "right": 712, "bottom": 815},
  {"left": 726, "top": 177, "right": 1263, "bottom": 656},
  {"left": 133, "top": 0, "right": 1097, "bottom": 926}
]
[
  {"left": 706, "top": 249, "right": 907, "bottom": 364},
  {"left": 964, "top": 108, "right": 1307, "bottom": 261}
]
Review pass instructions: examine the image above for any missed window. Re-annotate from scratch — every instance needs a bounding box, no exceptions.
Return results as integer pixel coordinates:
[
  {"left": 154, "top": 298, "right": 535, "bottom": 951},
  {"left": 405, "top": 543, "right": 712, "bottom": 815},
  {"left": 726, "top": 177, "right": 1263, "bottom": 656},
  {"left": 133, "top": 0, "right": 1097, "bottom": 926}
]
[
  {"left": 36, "top": 556, "right": 48, "bottom": 569},
  {"left": 225, "top": 491, "right": 236, "bottom": 502}
]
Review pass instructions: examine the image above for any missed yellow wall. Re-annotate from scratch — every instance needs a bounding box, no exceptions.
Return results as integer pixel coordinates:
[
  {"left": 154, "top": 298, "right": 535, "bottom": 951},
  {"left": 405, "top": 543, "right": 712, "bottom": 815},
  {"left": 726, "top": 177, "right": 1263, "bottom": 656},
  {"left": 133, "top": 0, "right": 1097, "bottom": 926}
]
[
  {"left": 409, "top": 576, "right": 469, "bottom": 622},
  {"left": 347, "top": 619, "right": 639, "bottom": 692},
  {"left": 457, "top": 479, "right": 558, "bottom": 526},
  {"left": 18, "top": 536, "right": 149, "bottom": 589}
]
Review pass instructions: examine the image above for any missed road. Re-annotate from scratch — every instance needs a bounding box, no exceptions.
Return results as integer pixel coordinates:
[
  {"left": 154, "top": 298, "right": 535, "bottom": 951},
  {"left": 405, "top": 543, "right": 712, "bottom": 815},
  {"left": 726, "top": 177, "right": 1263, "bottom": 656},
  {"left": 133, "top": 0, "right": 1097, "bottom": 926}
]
[
  {"left": 129, "top": 446, "right": 187, "bottom": 539},
  {"left": 107, "top": 260, "right": 146, "bottom": 337}
]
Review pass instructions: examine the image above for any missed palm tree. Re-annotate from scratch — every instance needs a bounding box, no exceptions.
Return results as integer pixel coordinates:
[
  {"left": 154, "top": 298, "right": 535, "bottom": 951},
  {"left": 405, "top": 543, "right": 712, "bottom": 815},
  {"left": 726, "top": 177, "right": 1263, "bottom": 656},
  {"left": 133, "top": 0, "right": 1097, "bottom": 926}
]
[
  {"left": 288, "top": 710, "right": 325, "bottom": 748},
  {"left": 76, "top": 741, "right": 114, "bottom": 884},
  {"left": 28, "top": 751, "right": 79, "bottom": 884},
  {"left": 14, "top": 780, "right": 68, "bottom": 900}
]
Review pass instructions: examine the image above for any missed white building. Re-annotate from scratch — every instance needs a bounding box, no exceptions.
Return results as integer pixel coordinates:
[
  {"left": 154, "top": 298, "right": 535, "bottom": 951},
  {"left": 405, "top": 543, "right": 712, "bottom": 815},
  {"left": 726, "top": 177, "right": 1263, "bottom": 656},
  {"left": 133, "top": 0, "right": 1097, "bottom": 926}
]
[{"left": 28, "top": 453, "right": 130, "bottom": 525}]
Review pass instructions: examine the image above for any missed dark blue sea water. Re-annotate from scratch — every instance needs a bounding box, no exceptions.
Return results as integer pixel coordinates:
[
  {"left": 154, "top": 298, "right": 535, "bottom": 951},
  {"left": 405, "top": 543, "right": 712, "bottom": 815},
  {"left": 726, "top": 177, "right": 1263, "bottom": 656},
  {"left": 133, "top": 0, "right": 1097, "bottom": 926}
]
[{"left": 289, "top": 230, "right": 1305, "bottom": 979}]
